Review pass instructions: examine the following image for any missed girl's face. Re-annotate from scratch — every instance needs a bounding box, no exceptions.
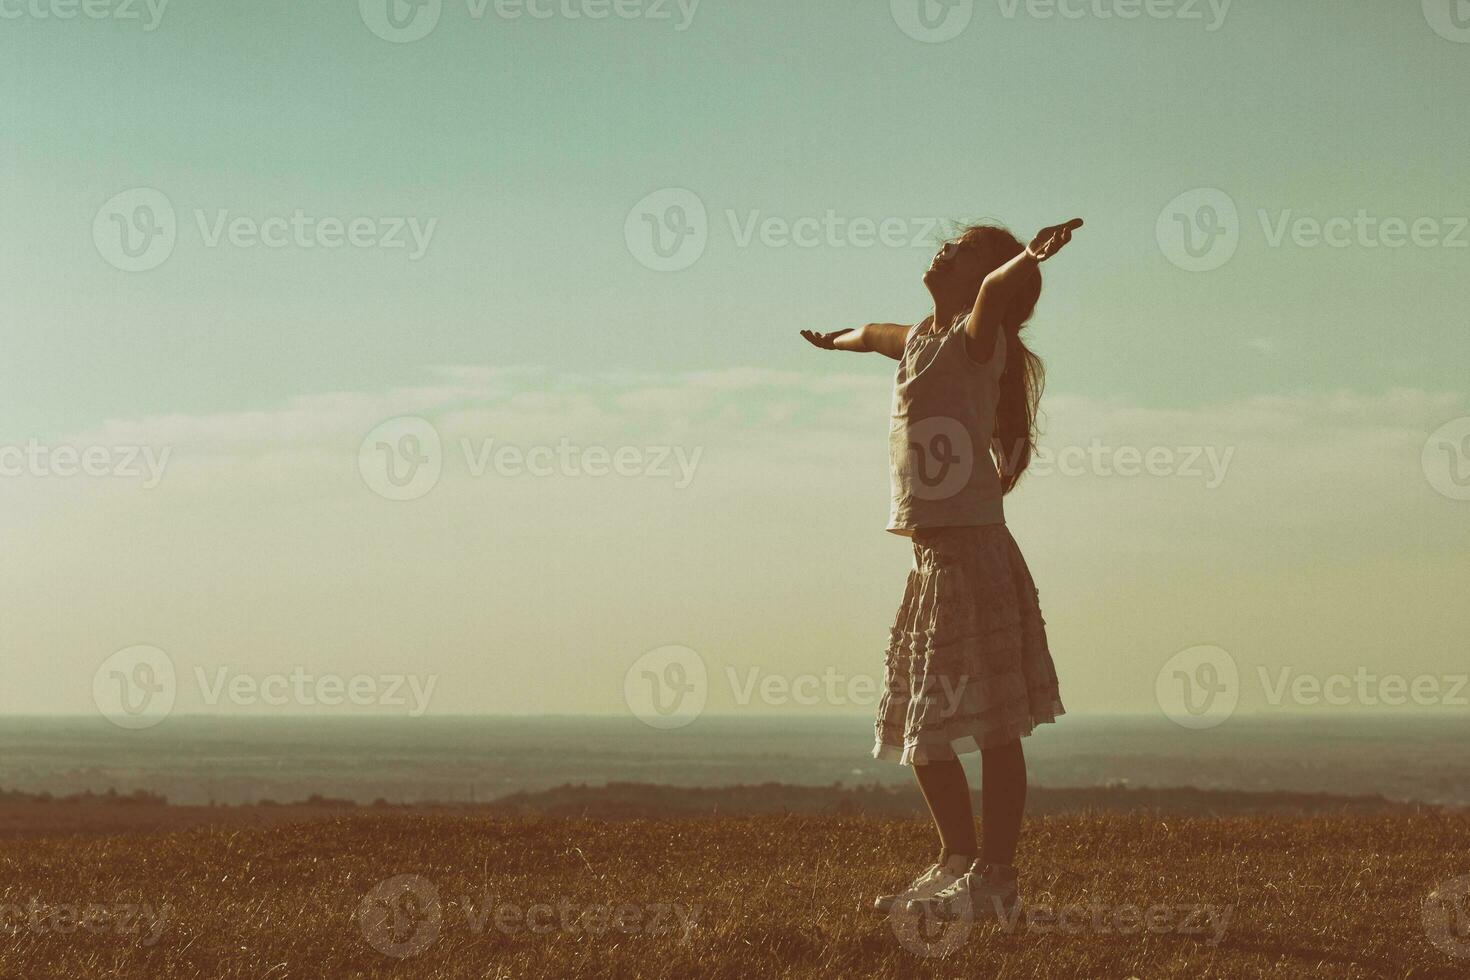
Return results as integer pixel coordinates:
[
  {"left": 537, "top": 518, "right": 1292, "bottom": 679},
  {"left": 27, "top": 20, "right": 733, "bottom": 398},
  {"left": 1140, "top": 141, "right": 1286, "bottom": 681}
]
[{"left": 924, "top": 236, "right": 990, "bottom": 293}]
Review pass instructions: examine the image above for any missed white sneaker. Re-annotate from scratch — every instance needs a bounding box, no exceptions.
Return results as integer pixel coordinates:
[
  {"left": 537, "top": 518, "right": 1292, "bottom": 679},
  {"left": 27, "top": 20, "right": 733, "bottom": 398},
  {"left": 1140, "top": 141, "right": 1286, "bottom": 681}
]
[
  {"left": 872, "top": 855, "right": 971, "bottom": 914},
  {"left": 905, "top": 863, "right": 1020, "bottom": 922}
]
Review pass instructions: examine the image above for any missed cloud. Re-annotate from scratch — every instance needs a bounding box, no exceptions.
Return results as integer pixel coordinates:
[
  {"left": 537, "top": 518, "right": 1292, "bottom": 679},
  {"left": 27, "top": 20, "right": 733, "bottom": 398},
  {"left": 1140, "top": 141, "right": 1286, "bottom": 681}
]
[{"left": 18, "top": 370, "right": 1462, "bottom": 514}]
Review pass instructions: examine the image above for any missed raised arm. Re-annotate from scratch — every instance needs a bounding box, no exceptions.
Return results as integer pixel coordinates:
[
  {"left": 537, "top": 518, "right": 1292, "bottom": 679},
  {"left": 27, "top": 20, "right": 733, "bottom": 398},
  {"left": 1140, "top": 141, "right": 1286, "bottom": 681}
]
[
  {"left": 800, "top": 323, "right": 911, "bottom": 361},
  {"left": 965, "top": 219, "right": 1083, "bottom": 358}
]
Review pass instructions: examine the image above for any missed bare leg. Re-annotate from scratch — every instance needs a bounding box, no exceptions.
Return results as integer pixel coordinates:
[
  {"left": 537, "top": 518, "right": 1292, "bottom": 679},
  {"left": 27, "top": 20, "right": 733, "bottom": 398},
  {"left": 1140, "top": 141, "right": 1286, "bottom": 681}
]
[
  {"left": 979, "top": 739, "right": 1028, "bottom": 867},
  {"left": 913, "top": 758, "right": 978, "bottom": 864}
]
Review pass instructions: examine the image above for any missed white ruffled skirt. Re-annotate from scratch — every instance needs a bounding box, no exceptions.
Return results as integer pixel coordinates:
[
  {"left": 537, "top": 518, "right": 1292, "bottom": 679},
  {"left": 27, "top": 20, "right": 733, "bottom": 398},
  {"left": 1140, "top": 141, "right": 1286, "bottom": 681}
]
[{"left": 873, "top": 524, "right": 1064, "bottom": 765}]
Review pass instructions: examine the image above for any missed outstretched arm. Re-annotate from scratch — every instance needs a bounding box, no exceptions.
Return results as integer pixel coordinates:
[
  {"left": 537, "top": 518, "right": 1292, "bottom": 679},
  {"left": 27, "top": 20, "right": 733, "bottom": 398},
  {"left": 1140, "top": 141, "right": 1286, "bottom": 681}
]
[
  {"left": 965, "top": 219, "right": 1084, "bottom": 360},
  {"left": 800, "top": 323, "right": 911, "bottom": 361}
]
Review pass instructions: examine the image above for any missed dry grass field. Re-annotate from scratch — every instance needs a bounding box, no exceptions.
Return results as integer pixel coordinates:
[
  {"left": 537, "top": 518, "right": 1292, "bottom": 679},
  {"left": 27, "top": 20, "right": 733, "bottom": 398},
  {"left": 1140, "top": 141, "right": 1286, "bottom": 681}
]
[{"left": 3, "top": 805, "right": 1470, "bottom": 979}]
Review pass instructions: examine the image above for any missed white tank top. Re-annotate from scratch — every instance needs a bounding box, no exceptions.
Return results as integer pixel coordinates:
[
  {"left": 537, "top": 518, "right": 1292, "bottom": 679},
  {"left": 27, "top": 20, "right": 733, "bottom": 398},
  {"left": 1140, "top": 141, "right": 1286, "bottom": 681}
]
[{"left": 887, "top": 313, "right": 1007, "bottom": 536}]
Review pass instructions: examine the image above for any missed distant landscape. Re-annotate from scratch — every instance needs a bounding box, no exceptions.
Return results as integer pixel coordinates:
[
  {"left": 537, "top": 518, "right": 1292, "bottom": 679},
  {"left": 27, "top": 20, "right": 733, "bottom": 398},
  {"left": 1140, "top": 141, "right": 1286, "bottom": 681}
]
[{"left": 4, "top": 714, "right": 1468, "bottom": 808}]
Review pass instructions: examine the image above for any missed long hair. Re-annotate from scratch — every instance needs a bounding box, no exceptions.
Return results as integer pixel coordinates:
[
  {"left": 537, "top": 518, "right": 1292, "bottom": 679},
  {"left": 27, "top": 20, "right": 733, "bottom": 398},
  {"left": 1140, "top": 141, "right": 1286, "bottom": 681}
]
[{"left": 954, "top": 223, "right": 1045, "bottom": 494}]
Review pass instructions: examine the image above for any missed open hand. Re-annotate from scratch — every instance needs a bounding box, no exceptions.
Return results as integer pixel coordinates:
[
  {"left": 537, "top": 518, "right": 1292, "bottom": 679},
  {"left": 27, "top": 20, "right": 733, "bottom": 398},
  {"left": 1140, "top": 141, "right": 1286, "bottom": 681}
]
[
  {"left": 1027, "top": 218, "right": 1084, "bottom": 262},
  {"left": 800, "top": 328, "right": 852, "bottom": 351}
]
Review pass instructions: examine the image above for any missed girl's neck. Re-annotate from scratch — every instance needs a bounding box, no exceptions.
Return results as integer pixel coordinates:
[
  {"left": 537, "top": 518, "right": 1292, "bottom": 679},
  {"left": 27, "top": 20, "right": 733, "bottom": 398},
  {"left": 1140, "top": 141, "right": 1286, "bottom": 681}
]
[{"left": 929, "top": 302, "right": 967, "bottom": 334}]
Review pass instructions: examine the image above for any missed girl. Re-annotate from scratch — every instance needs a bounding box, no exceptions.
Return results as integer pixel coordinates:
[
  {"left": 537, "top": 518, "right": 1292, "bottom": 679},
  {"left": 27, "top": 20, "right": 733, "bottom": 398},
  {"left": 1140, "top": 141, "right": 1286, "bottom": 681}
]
[{"left": 800, "top": 218, "right": 1080, "bottom": 921}]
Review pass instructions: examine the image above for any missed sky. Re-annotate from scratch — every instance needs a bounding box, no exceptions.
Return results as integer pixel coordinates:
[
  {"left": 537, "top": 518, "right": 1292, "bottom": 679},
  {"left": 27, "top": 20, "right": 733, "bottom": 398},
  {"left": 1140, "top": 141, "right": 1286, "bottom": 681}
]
[{"left": 1, "top": 0, "right": 1468, "bottom": 723}]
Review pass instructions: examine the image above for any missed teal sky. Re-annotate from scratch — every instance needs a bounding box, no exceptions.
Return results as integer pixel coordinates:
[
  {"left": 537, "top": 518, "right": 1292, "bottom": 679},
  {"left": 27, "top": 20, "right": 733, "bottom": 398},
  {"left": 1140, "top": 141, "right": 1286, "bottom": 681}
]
[
  {"left": 4, "top": 0, "right": 1468, "bottom": 439},
  {"left": 2, "top": 1, "right": 1468, "bottom": 719}
]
